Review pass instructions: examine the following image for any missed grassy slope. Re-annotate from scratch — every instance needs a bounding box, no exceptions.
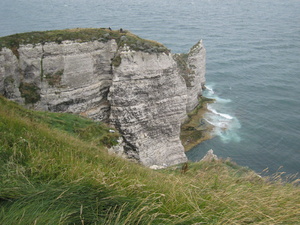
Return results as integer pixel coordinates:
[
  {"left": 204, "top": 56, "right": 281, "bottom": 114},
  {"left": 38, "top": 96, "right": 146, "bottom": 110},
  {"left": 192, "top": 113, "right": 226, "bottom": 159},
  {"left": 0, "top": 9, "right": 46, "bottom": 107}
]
[{"left": 0, "top": 96, "right": 299, "bottom": 224}]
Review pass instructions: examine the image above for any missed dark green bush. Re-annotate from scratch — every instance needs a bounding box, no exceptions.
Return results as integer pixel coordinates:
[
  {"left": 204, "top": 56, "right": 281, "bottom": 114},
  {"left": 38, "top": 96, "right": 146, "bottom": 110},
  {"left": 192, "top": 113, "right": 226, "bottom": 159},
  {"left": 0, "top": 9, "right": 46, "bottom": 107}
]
[{"left": 19, "top": 82, "right": 41, "bottom": 104}]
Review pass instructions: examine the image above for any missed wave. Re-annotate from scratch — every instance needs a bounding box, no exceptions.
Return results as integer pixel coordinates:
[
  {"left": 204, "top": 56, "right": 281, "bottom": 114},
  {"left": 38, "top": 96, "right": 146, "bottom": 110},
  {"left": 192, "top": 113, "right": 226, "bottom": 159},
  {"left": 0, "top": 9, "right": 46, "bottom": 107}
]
[
  {"left": 204, "top": 84, "right": 232, "bottom": 104},
  {"left": 207, "top": 105, "right": 233, "bottom": 120},
  {"left": 205, "top": 85, "right": 215, "bottom": 94},
  {"left": 203, "top": 84, "right": 241, "bottom": 143}
]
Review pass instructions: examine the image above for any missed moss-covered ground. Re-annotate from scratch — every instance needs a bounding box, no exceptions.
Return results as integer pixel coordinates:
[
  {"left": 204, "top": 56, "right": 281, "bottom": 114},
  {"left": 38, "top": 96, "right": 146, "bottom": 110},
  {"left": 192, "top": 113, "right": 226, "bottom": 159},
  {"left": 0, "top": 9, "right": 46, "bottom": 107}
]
[{"left": 180, "top": 96, "right": 215, "bottom": 151}]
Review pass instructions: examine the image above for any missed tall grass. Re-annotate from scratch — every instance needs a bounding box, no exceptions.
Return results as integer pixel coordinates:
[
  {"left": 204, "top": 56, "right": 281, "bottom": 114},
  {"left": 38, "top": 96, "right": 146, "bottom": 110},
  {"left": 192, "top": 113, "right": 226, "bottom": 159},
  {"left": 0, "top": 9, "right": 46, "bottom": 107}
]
[{"left": 0, "top": 96, "right": 299, "bottom": 224}]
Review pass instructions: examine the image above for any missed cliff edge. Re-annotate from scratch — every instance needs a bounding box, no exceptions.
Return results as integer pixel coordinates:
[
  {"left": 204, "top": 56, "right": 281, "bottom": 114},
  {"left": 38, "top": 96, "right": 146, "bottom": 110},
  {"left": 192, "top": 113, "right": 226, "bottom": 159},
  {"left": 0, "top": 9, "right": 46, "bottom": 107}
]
[{"left": 0, "top": 28, "right": 206, "bottom": 167}]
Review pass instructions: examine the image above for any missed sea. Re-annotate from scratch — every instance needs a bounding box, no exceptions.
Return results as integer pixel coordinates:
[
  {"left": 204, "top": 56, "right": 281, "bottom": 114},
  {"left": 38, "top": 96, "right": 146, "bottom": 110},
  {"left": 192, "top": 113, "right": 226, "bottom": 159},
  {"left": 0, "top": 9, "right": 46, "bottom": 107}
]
[{"left": 1, "top": 0, "right": 299, "bottom": 178}]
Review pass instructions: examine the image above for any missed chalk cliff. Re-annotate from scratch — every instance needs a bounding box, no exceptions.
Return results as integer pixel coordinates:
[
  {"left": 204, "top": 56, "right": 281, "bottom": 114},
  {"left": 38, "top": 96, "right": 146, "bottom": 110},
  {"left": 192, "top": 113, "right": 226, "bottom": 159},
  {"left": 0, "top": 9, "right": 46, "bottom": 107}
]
[{"left": 0, "top": 29, "right": 206, "bottom": 167}]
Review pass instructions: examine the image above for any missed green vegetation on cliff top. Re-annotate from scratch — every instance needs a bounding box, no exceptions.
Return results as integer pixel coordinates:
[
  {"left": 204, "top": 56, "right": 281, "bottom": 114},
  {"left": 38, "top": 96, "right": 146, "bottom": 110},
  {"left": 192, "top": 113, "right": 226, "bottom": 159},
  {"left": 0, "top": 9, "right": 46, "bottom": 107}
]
[
  {"left": 0, "top": 95, "right": 299, "bottom": 224},
  {"left": 0, "top": 28, "right": 169, "bottom": 54}
]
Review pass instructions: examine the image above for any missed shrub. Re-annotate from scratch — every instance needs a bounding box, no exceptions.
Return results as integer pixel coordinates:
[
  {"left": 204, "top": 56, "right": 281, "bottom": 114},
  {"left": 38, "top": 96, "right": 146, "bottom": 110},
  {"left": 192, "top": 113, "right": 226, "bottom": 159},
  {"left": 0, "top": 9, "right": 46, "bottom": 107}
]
[
  {"left": 19, "top": 82, "right": 41, "bottom": 104},
  {"left": 45, "top": 70, "right": 64, "bottom": 86}
]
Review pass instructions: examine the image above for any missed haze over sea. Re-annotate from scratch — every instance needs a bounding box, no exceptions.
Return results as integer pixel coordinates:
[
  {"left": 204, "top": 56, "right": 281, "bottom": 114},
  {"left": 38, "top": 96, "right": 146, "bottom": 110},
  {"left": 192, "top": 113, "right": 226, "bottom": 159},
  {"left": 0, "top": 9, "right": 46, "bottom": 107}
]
[{"left": 1, "top": 0, "right": 299, "bottom": 177}]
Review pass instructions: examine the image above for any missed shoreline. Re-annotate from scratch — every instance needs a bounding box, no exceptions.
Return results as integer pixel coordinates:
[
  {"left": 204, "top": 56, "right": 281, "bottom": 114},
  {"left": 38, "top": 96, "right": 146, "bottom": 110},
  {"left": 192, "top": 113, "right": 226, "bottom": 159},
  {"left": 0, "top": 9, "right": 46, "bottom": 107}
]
[{"left": 180, "top": 97, "right": 215, "bottom": 151}]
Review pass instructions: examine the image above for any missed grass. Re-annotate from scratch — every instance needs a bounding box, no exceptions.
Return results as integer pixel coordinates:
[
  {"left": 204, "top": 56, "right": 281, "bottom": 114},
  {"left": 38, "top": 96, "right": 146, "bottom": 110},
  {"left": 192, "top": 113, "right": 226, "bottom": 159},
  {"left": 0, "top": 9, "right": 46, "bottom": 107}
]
[{"left": 0, "top": 95, "right": 299, "bottom": 224}]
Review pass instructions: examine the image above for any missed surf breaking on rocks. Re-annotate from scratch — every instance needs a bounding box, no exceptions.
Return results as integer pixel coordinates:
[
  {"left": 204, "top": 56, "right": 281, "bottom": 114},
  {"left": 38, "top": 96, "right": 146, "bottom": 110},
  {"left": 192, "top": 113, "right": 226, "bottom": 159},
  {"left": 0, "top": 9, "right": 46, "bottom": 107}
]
[{"left": 203, "top": 84, "right": 241, "bottom": 143}]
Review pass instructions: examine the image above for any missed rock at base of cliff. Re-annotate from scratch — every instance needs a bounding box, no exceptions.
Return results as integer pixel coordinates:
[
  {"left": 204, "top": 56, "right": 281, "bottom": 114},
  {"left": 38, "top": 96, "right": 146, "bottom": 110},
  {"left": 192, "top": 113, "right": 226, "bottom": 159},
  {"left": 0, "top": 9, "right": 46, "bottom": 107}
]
[{"left": 201, "top": 149, "right": 218, "bottom": 162}]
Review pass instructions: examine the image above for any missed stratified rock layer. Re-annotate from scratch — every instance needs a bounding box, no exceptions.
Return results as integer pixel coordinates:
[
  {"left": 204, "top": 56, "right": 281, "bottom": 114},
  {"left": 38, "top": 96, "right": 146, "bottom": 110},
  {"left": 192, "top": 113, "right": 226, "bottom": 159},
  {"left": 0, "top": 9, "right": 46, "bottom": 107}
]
[
  {"left": 0, "top": 30, "right": 206, "bottom": 167},
  {"left": 186, "top": 40, "right": 206, "bottom": 111},
  {"left": 108, "top": 48, "right": 188, "bottom": 166},
  {"left": 1, "top": 40, "right": 117, "bottom": 121}
]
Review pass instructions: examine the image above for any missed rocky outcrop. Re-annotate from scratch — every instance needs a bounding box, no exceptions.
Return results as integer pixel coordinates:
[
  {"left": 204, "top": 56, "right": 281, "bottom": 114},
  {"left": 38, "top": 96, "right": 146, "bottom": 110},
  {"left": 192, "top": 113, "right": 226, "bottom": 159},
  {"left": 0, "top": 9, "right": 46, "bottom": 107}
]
[
  {"left": 201, "top": 149, "right": 218, "bottom": 162},
  {"left": 186, "top": 41, "right": 206, "bottom": 111},
  {"left": 173, "top": 40, "right": 206, "bottom": 112},
  {"left": 0, "top": 29, "right": 206, "bottom": 167}
]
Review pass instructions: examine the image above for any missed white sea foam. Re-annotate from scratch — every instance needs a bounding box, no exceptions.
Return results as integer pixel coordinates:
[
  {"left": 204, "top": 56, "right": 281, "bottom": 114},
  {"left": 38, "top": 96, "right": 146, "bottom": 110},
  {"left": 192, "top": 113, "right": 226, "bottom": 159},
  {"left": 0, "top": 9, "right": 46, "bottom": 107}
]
[
  {"left": 204, "top": 85, "right": 232, "bottom": 104},
  {"left": 207, "top": 105, "right": 233, "bottom": 120},
  {"left": 205, "top": 85, "right": 215, "bottom": 94},
  {"left": 203, "top": 85, "right": 241, "bottom": 143},
  {"left": 214, "top": 96, "right": 232, "bottom": 104},
  {"left": 219, "top": 113, "right": 233, "bottom": 120}
]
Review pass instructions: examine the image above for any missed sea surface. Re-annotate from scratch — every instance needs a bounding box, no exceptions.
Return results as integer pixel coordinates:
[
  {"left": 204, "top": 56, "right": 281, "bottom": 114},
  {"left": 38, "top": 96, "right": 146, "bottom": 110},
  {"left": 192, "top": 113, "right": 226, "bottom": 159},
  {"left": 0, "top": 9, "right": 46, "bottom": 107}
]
[{"left": 1, "top": 0, "right": 300, "bottom": 177}]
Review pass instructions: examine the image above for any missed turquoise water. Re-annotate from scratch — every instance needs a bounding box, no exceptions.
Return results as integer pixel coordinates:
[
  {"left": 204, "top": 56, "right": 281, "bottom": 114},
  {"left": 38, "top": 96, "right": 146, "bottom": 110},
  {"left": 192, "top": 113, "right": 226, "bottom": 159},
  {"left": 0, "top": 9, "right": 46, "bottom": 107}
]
[{"left": 1, "top": 0, "right": 300, "bottom": 176}]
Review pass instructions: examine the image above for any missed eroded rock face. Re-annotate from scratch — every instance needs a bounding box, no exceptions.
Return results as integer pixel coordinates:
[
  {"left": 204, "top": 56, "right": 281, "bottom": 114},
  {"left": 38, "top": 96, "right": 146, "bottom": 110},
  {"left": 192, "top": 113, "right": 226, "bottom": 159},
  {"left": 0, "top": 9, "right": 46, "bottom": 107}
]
[
  {"left": 186, "top": 40, "right": 206, "bottom": 111},
  {"left": 0, "top": 40, "right": 117, "bottom": 121},
  {"left": 108, "top": 47, "right": 188, "bottom": 166},
  {"left": 0, "top": 37, "right": 206, "bottom": 167}
]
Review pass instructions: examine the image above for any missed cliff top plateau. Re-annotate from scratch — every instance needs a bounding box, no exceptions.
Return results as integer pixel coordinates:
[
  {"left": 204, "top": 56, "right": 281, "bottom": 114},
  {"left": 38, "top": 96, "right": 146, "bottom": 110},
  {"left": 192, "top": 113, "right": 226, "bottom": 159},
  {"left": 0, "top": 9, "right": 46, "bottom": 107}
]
[{"left": 0, "top": 28, "right": 169, "bottom": 56}]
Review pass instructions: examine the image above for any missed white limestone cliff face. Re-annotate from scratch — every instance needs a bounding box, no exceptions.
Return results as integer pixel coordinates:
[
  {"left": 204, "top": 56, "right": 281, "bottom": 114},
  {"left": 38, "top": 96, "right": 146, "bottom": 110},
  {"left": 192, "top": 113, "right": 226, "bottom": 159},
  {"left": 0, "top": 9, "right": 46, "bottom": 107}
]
[
  {"left": 0, "top": 40, "right": 117, "bottom": 121},
  {"left": 0, "top": 38, "right": 206, "bottom": 167},
  {"left": 173, "top": 40, "right": 206, "bottom": 112},
  {"left": 108, "top": 46, "right": 188, "bottom": 166},
  {"left": 186, "top": 40, "right": 206, "bottom": 111}
]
